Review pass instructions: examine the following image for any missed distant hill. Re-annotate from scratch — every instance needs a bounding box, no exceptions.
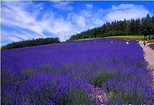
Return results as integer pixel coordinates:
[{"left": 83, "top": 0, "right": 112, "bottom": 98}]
[
  {"left": 68, "top": 14, "right": 154, "bottom": 41},
  {"left": 1, "top": 37, "right": 61, "bottom": 50}
]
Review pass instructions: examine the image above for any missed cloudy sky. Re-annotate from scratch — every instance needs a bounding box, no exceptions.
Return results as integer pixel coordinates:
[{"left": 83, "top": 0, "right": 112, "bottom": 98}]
[{"left": 1, "top": 1, "right": 154, "bottom": 45}]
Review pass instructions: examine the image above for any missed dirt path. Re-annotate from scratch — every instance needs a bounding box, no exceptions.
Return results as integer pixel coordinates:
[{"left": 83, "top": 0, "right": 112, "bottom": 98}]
[
  {"left": 140, "top": 44, "right": 154, "bottom": 87},
  {"left": 140, "top": 44, "right": 154, "bottom": 69}
]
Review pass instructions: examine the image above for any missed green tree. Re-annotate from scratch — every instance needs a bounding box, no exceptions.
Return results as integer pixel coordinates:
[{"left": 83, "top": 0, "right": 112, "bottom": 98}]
[
  {"left": 135, "top": 19, "right": 141, "bottom": 35},
  {"left": 129, "top": 19, "right": 135, "bottom": 35},
  {"left": 140, "top": 14, "right": 153, "bottom": 39}
]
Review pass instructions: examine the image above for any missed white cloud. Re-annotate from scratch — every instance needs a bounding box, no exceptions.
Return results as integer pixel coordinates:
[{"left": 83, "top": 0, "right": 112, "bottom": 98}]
[
  {"left": 1, "top": 29, "right": 45, "bottom": 43},
  {"left": 1, "top": 2, "right": 44, "bottom": 35},
  {"left": 65, "top": 9, "right": 106, "bottom": 40},
  {"left": 1, "top": 1, "right": 107, "bottom": 43},
  {"left": 80, "top": 10, "right": 92, "bottom": 17},
  {"left": 53, "top": 1, "right": 73, "bottom": 11},
  {"left": 112, "top": 4, "right": 135, "bottom": 10},
  {"left": 53, "top": 19, "right": 73, "bottom": 34},
  {"left": 2, "top": 2, "right": 70, "bottom": 38},
  {"left": 76, "top": 16, "right": 86, "bottom": 27},
  {"left": 105, "top": 4, "right": 149, "bottom": 21},
  {"left": 1, "top": 1, "right": 75, "bottom": 43},
  {"left": 1, "top": 31, "right": 21, "bottom": 42},
  {"left": 86, "top": 4, "right": 93, "bottom": 8},
  {"left": 1, "top": 2, "right": 151, "bottom": 44}
]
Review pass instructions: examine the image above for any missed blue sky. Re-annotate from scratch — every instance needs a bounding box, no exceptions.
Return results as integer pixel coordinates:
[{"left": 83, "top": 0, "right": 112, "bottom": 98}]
[{"left": 1, "top": 1, "right": 154, "bottom": 45}]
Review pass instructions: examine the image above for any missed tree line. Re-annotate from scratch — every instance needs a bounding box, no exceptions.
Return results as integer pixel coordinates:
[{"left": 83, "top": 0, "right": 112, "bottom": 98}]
[
  {"left": 68, "top": 14, "right": 154, "bottom": 41},
  {"left": 1, "top": 37, "right": 61, "bottom": 50}
]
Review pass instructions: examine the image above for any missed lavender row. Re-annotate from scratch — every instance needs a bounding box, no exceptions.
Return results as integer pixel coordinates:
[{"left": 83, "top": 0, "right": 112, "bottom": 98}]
[{"left": 149, "top": 44, "right": 154, "bottom": 50}]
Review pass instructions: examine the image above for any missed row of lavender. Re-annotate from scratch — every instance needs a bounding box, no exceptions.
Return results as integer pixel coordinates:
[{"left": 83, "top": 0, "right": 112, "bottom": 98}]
[
  {"left": 2, "top": 38, "right": 153, "bottom": 104},
  {"left": 149, "top": 44, "right": 154, "bottom": 50}
]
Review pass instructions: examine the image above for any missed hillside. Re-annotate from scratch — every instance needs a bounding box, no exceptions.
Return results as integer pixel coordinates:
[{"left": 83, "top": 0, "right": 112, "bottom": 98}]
[
  {"left": 68, "top": 14, "right": 154, "bottom": 41},
  {"left": 1, "top": 37, "right": 61, "bottom": 50}
]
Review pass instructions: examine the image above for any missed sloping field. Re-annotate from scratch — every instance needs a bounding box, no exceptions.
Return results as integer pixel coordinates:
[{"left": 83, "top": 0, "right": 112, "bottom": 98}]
[{"left": 1, "top": 38, "right": 153, "bottom": 104}]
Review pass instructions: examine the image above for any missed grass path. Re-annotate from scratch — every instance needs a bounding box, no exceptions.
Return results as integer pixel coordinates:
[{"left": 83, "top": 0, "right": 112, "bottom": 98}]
[
  {"left": 111, "top": 35, "right": 144, "bottom": 39},
  {"left": 140, "top": 44, "right": 154, "bottom": 87}
]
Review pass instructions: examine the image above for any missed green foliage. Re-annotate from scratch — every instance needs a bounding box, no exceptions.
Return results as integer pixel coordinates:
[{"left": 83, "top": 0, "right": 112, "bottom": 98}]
[
  {"left": 2, "top": 37, "right": 61, "bottom": 50},
  {"left": 51, "top": 80, "right": 56, "bottom": 86},
  {"left": 1, "top": 69, "right": 16, "bottom": 86},
  {"left": 110, "top": 91, "right": 134, "bottom": 104},
  {"left": 21, "top": 69, "right": 36, "bottom": 76},
  {"left": 110, "top": 88, "right": 144, "bottom": 105},
  {"left": 41, "top": 64, "right": 51, "bottom": 73},
  {"left": 140, "top": 14, "right": 153, "bottom": 36},
  {"left": 90, "top": 72, "right": 113, "bottom": 87},
  {"left": 68, "top": 14, "right": 154, "bottom": 41},
  {"left": 62, "top": 89, "right": 88, "bottom": 105},
  {"left": 51, "top": 88, "right": 90, "bottom": 105},
  {"left": 112, "top": 35, "right": 145, "bottom": 39}
]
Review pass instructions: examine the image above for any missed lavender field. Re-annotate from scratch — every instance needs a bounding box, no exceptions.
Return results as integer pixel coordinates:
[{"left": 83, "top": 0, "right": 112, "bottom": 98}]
[{"left": 2, "top": 38, "right": 153, "bottom": 104}]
